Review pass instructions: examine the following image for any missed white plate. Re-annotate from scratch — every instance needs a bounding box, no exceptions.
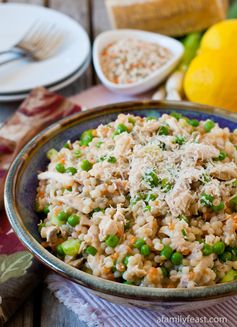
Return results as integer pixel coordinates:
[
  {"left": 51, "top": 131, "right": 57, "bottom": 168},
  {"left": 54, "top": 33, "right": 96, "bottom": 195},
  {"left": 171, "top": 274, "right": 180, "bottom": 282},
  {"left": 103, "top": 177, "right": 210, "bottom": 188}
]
[
  {"left": 93, "top": 29, "right": 184, "bottom": 95},
  {"left": 0, "top": 55, "right": 90, "bottom": 102},
  {"left": 0, "top": 3, "right": 90, "bottom": 94}
]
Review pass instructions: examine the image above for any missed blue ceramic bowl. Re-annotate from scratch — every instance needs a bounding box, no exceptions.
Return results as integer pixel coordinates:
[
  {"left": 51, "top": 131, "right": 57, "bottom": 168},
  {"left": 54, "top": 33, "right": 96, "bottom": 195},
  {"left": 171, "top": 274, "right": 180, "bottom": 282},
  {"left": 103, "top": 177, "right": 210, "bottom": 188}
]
[{"left": 4, "top": 101, "right": 237, "bottom": 312}]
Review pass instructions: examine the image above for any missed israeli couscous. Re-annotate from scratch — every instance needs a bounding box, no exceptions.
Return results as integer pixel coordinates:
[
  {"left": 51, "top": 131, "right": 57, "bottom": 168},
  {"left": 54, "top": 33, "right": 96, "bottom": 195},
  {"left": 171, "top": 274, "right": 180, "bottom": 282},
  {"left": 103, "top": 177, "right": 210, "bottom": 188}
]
[{"left": 36, "top": 112, "right": 237, "bottom": 288}]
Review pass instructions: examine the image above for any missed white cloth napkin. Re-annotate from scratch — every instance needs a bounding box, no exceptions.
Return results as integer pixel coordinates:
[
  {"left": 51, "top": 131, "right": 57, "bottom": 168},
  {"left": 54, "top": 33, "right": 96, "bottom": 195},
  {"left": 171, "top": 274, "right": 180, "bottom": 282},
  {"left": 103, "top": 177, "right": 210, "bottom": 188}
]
[{"left": 46, "top": 273, "right": 235, "bottom": 327}]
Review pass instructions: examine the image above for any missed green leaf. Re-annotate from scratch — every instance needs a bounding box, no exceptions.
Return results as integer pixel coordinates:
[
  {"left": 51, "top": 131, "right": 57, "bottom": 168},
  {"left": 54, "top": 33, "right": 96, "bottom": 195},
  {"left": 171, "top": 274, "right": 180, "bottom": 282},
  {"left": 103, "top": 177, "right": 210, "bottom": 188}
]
[{"left": 0, "top": 251, "right": 33, "bottom": 284}]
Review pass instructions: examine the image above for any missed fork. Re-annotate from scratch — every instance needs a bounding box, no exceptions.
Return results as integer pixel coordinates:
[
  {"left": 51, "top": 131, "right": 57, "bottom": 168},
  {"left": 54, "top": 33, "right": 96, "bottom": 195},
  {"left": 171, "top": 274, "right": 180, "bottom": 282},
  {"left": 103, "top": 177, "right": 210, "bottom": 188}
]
[{"left": 0, "top": 22, "right": 64, "bottom": 66}]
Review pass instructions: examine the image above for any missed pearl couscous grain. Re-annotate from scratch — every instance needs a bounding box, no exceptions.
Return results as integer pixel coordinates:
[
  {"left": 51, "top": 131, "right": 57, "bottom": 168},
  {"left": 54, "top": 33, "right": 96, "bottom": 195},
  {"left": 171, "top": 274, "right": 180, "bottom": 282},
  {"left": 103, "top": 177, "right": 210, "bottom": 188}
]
[
  {"left": 100, "top": 38, "right": 172, "bottom": 84},
  {"left": 36, "top": 112, "right": 237, "bottom": 288}
]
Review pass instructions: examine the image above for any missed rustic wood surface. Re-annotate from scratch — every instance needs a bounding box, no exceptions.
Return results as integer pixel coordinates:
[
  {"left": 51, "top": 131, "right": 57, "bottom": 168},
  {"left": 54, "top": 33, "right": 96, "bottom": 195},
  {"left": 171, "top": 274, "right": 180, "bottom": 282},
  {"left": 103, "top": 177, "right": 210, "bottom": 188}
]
[{"left": 2, "top": 0, "right": 110, "bottom": 326}]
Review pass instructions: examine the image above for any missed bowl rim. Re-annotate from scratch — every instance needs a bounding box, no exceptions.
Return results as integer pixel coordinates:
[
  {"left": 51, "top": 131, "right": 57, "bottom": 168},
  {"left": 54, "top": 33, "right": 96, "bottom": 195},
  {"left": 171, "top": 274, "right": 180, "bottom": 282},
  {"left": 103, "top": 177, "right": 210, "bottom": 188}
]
[
  {"left": 93, "top": 29, "right": 184, "bottom": 90},
  {"left": 4, "top": 100, "right": 237, "bottom": 301}
]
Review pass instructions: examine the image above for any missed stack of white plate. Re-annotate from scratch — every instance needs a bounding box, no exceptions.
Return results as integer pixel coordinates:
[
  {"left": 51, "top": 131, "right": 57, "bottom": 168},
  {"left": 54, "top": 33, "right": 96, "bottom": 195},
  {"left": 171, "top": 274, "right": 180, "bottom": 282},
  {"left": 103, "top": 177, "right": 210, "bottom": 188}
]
[{"left": 0, "top": 3, "right": 91, "bottom": 102}]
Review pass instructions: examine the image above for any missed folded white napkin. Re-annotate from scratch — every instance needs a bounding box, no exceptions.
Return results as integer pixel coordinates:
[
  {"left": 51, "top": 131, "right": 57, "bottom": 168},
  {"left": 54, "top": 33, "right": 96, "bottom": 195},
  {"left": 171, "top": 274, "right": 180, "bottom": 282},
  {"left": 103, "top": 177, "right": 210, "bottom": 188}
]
[{"left": 46, "top": 273, "right": 235, "bottom": 327}]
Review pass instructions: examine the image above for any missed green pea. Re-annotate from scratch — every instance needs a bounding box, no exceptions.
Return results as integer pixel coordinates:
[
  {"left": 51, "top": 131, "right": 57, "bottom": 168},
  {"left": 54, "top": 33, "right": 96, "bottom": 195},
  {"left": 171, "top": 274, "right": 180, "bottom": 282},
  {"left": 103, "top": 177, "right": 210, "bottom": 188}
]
[
  {"left": 80, "top": 130, "right": 94, "bottom": 146},
  {"left": 43, "top": 205, "right": 50, "bottom": 215},
  {"left": 105, "top": 235, "right": 119, "bottom": 248},
  {"left": 128, "top": 117, "right": 136, "bottom": 125},
  {"left": 171, "top": 252, "right": 183, "bottom": 265},
  {"left": 212, "top": 202, "right": 224, "bottom": 212},
  {"left": 123, "top": 255, "right": 131, "bottom": 266},
  {"left": 81, "top": 160, "right": 93, "bottom": 171},
  {"left": 68, "top": 214, "right": 80, "bottom": 227},
  {"left": 200, "top": 193, "right": 214, "bottom": 207},
  {"left": 56, "top": 244, "right": 65, "bottom": 257},
  {"left": 159, "top": 126, "right": 169, "bottom": 136},
  {"left": 114, "top": 124, "right": 128, "bottom": 135},
  {"left": 55, "top": 163, "right": 66, "bottom": 173},
  {"left": 61, "top": 239, "right": 80, "bottom": 256},
  {"left": 123, "top": 280, "right": 134, "bottom": 285},
  {"left": 170, "top": 112, "right": 182, "bottom": 120},
  {"left": 204, "top": 120, "right": 215, "bottom": 133},
  {"left": 230, "top": 196, "right": 237, "bottom": 211},
  {"left": 160, "top": 245, "right": 173, "bottom": 259},
  {"left": 187, "top": 119, "right": 199, "bottom": 127},
  {"left": 57, "top": 211, "right": 69, "bottom": 221},
  {"left": 74, "top": 150, "right": 82, "bottom": 158},
  {"left": 143, "top": 170, "right": 159, "bottom": 187},
  {"left": 221, "top": 269, "right": 237, "bottom": 283},
  {"left": 219, "top": 251, "right": 232, "bottom": 262},
  {"left": 85, "top": 246, "right": 97, "bottom": 256},
  {"left": 66, "top": 167, "right": 77, "bottom": 175},
  {"left": 213, "top": 241, "right": 225, "bottom": 255},
  {"left": 134, "top": 239, "right": 145, "bottom": 249},
  {"left": 141, "top": 244, "right": 151, "bottom": 256},
  {"left": 214, "top": 150, "right": 227, "bottom": 161},
  {"left": 202, "top": 244, "right": 213, "bottom": 256},
  {"left": 107, "top": 156, "right": 117, "bottom": 163},
  {"left": 175, "top": 136, "right": 186, "bottom": 145},
  {"left": 161, "top": 266, "right": 169, "bottom": 278},
  {"left": 47, "top": 148, "right": 58, "bottom": 160}
]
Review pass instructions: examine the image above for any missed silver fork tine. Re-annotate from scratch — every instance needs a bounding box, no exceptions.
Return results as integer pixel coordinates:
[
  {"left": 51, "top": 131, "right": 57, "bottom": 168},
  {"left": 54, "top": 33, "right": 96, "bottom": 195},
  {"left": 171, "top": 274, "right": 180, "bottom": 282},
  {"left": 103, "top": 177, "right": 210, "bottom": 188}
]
[
  {"left": 30, "top": 27, "right": 64, "bottom": 59},
  {"left": 19, "top": 22, "right": 44, "bottom": 46},
  {"left": 20, "top": 23, "right": 52, "bottom": 49},
  {"left": 40, "top": 28, "right": 62, "bottom": 51},
  {"left": 32, "top": 25, "right": 56, "bottom": 50},
  {"left": 0, "top": 21, "right": 65, "bottom": 65},
  {"left": 28, "top": 29, "right": 53, "bottom": 58}
]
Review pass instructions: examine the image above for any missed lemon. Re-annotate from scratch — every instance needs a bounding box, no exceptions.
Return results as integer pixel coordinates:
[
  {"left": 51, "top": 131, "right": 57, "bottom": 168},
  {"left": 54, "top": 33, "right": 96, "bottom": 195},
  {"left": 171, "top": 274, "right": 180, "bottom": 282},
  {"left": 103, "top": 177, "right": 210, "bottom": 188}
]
[
  {"left": 184, "top": 20, "right": 237, "bottom": 112},
  {"left": 184, "top": 50, "right": 237, "bottom": 112},
  {"left": 200, "top": 19, "right": 237, "bottom": 52}
]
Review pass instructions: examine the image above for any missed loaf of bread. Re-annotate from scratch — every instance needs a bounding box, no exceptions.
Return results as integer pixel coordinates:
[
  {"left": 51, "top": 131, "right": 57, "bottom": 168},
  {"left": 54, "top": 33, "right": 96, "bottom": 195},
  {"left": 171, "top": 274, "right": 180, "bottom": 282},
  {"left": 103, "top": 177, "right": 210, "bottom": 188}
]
[{"left": 105, "top": 0, "right": 228, "bottom": 36}]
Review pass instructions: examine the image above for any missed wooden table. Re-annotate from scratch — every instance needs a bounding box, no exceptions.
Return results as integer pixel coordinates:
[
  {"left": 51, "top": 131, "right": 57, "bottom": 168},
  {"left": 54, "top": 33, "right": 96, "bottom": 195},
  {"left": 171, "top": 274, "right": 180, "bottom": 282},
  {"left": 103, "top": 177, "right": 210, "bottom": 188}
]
[{"left": 0, "top": 0, "right": 110, "bottom": 326}]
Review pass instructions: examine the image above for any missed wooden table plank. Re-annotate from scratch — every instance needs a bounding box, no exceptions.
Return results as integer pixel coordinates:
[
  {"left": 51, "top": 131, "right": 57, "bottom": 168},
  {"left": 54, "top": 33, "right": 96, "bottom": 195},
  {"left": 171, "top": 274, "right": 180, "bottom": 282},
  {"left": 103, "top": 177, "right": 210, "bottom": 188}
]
[
  {"left": 91, "top": 0, "right": 110, "bottom": 38},
  {"left": 5, "top": 295, "right": 34, "bottom": 327},
  {"left": 91, "top": 0, "right": 110, "bottom": 83},
  {"left": 49, "top": 0, "right": 93, "bottom": 97},
  {"left": 6, "top": 0, "right": 44, "bottom": 5},
  {"left": 41, "top": 288, "right": 87, "bottom": 327}
]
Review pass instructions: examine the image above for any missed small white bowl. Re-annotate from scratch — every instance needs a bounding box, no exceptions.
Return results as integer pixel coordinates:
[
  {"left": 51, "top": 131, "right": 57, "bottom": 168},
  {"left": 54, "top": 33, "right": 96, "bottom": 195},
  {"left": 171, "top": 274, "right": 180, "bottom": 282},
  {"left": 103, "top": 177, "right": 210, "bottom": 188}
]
[{"left": 93, "top": 29, "right": 184, "bottom": 95}]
